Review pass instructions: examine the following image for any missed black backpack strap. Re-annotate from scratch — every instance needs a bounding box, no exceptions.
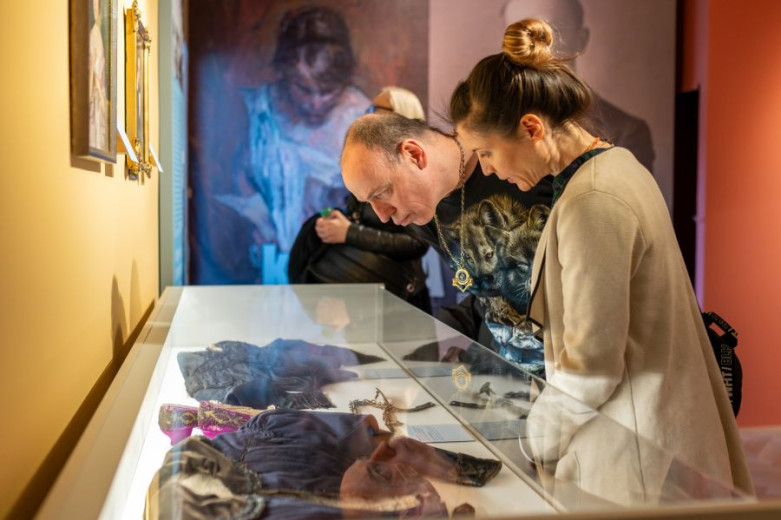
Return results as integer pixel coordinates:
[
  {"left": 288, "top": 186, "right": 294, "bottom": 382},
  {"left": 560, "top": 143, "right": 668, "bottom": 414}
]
[{"left": 702, "top": 311, "right": 742, "bottom": 416}]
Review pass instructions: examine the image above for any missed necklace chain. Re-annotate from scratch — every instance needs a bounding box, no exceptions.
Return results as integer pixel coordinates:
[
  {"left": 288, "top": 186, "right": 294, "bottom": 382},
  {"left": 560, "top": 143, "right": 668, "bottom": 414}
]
[
  {"left": 584, "top": 136, "right": 603, "bottom": 153},
  {"left": 432, "top": 136, "right": 601, "bottom": 293},
  {"left": 432, "top": 137, "right": 473, "bottom": 292},
  {"left": 349, "top": 388, "right": 435, "bottom": 432}
]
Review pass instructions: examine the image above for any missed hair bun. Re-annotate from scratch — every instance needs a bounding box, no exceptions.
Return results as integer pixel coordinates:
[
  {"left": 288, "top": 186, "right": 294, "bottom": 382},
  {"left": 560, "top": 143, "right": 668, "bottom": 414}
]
[{"left": 502, "top": 18, "right": 553, "bottom": 69}]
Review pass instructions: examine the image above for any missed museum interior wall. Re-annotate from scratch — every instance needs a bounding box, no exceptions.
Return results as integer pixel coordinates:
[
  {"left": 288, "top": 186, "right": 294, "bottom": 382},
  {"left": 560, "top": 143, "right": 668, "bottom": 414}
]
[
  {"left": 0, "top": 0, "right": 780, "bottom": 518},
  {"left": 0, "top": 0, "right": 160, "bottom": 517},
  {"left": 428, "top": 0, "right": 675, "bottom": 207},
  {"left": 681, "top": 0, "right": 781, "bottom": 427},
  {"left": 430, "top": 0, "right": 781, "bottom": 429}
]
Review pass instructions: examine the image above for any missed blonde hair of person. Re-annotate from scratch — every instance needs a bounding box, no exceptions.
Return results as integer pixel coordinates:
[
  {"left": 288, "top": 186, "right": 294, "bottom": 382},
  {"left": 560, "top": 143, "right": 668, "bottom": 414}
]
[{"left": 380, "top": 86, "right": 426, "bottom": 121}]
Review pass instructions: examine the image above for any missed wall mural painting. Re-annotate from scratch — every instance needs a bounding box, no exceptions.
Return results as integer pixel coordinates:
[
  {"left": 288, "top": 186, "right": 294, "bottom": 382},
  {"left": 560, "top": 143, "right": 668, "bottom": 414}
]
[{"left": 189, "top": 1, "right": 429, "bottom": 284}]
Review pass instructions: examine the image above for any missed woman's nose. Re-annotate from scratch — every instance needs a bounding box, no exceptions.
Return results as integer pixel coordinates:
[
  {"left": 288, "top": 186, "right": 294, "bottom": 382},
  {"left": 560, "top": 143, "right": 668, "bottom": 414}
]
[{"left": 479, "top": 157, "right": 495, "bottom": 175}]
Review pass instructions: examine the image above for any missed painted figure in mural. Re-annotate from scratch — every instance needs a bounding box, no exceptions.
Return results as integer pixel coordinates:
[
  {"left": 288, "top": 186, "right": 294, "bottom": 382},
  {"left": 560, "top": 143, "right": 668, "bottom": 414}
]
[
  {"left": 502, "top": 0, "right": 655, "bottom": 172},
  {"left": 89, "top": 0, "right": 108, "bottom": 150},
  {"left": 172, "top": 0, "right": 185, "bottom": 89},
  {"left": 216, "top": 6, "right": 369, "bottom": 283}
]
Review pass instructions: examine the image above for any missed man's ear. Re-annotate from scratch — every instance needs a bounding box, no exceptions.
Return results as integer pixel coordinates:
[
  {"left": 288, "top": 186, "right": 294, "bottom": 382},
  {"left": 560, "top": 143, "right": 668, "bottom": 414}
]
[
  {"left": 399, "top": 139, "right": 427, "bottom": 170},
  {"left": 520, "top": 114, "right": 545, "bottom": 142}
]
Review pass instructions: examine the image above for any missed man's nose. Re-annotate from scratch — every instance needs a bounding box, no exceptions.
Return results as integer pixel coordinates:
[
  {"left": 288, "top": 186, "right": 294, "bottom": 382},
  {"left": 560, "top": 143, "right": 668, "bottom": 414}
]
[{"left": 370, "top": 201, "right": 395, "bottom": 223}]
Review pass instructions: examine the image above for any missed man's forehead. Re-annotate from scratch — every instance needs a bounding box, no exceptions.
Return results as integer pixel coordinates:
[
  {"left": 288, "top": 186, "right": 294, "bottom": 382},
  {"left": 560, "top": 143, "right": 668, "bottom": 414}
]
[{"left": 341, "top": 143, "right": 392, "bottom": 200}]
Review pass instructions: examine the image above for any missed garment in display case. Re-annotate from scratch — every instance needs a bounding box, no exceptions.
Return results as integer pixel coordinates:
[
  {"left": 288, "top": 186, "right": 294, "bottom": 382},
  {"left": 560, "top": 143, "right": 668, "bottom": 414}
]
[{"left": 37, "top": 285, "right": 753, "bottom": 519}]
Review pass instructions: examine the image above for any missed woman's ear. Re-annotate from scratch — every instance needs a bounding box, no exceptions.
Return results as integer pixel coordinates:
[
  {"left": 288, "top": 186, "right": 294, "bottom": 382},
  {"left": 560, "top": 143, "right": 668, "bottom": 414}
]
[
  {"left": 520, "top": 114, "right": 545, "bottom": 142},
  {"left": 399, "top": 139, "right": 427, "bottom": 170}
]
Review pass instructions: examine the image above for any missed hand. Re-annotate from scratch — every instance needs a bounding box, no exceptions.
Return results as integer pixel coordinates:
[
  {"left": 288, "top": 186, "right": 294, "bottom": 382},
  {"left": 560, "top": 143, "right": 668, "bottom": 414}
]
[{"left": 315, "top": 209, "right": 350, "bottom": 244}]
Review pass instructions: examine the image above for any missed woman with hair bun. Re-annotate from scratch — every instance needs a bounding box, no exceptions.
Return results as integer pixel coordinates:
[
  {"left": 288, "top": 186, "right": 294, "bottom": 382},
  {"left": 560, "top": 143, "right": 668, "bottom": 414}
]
[{"left": 450, "top": 18, "right": 753, "bottom": 504}]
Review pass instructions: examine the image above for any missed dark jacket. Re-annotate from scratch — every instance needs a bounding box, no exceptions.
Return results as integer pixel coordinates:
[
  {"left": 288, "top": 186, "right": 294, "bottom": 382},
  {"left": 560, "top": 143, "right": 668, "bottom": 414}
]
[
  {"left": 288, "top": 195, "right": 431, "bottom": 312},
  {"left": 343, "top": 195, "right": 429, "bottom": 259}
]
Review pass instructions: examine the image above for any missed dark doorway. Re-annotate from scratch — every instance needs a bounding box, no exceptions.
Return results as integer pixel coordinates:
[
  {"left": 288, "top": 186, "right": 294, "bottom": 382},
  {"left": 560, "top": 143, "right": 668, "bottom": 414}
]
[{"left": 673, "top": 89, "right": 699, "bottom": 285}]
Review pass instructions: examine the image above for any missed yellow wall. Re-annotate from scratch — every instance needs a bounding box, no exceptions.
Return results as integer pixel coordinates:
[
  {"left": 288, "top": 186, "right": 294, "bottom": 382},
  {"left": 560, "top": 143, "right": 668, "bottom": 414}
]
[{"left": 0, "top": 0, "right": 160, "bottom": 516}]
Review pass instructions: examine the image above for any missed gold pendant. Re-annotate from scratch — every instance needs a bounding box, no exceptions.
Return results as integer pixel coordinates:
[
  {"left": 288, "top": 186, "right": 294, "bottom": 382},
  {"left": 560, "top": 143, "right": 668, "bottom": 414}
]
[
  {"left": 452, "top": 364, "right": 472, "bottom": 391},
  {"left": 452, "top": 267, "right": 473, "bottom": 292}
]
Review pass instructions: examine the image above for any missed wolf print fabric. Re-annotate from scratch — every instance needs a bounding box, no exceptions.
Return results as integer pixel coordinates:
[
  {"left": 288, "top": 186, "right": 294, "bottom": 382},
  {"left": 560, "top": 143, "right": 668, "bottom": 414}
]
[{"left": 411, "top": 163, "right": 553, "bottom": 375}]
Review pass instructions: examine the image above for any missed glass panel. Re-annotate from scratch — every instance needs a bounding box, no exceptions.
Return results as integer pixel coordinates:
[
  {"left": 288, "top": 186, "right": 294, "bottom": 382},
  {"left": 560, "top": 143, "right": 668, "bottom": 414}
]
[
  {"left": 81, "top": 285, "right": 749, "bottom": 519},
  {"left": 376, "top": 289, "right": 748, "bottom": 510}
]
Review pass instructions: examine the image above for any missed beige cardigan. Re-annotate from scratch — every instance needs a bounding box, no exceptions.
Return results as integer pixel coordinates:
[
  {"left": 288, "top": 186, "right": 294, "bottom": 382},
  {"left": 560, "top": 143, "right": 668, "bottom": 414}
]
[{"left": 525, "top": 147, "right": 754, "bottom": 505}]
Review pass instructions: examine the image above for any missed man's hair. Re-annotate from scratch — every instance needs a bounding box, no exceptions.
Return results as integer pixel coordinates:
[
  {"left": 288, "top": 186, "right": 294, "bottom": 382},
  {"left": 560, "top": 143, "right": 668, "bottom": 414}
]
[{"left": 343, "top": 113, "right": 436, "bottom": 165}]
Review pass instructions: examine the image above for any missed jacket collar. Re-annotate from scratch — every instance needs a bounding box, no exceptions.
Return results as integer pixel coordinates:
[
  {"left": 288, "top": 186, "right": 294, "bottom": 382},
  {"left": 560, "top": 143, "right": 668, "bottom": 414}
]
[{"left": 526, "top": 223, "right": 549, "bottom": 339}]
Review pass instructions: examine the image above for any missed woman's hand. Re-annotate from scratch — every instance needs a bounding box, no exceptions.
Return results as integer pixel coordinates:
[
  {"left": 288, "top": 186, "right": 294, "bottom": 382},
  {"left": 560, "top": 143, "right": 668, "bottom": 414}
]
[{"left": 315, "top": 209, "right": 351, "bottom": 244}]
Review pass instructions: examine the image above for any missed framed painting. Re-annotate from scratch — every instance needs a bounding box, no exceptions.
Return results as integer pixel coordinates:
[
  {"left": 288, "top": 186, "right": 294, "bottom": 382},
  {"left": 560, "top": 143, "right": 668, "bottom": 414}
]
[
  {"left": 125, "top": 0, "right": 152, "bottom": 178},
  {"left": 70, "top": 0, "right": 118, "bottom": 162}
]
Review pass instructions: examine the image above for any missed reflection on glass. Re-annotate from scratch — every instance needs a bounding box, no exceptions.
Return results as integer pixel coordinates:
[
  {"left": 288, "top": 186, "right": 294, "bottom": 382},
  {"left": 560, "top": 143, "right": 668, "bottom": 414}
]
[{"left": 70, "top": 285, "right": 749, "bottom": 519}]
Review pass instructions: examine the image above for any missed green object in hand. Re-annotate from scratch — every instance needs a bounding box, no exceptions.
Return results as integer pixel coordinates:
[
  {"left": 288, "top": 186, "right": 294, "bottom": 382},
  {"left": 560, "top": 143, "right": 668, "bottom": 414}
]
[{"left": 320, "top": 207, "right": 333, "bottom": 217}]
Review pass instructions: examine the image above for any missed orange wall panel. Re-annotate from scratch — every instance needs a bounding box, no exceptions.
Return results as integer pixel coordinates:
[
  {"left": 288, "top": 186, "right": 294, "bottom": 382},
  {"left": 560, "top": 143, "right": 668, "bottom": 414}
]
[{"left": 701, "top": 0, "right": 781, "bottom": 426}]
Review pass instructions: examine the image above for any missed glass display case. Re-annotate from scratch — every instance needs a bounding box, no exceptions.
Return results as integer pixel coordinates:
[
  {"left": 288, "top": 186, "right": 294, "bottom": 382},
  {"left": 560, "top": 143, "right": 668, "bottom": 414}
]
[{"left": 38, "top": 285, "right": 754, "bottom": 519}]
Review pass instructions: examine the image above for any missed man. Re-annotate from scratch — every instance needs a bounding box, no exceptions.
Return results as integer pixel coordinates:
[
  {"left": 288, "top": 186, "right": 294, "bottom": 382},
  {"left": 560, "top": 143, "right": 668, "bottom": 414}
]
[
  {"left": 342, "top": 114, "right": 553, "bottom": 375},
  {"left": 214, "top": 6, "right": 370, "bottom": 283}
]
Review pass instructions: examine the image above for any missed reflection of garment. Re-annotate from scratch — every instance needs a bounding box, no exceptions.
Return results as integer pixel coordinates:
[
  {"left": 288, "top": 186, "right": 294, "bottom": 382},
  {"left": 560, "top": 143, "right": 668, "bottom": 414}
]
[
  {"left": 341, "top": 436, "right": 502, "bottom": 517},
  {"left": 213, "top": 411, "right": 383, "bottom": 497},
  {"left": 410, "top": 163, "right": 553, "bottom": 375},
  {"left": 526, "top": 147, "right": 753, "bottom": 503},
  {"left": 146, "top": 410, "right": 502, "bottom": 519},
  {"left": 213, "top": 410, "right": 502, "bottom": 492},
  {"left": 403, "top": 335, "right": 532, "bottom": 379},
  {"left": 146, "top": 435, "right": 267, "bottom": 520},
  {"left": 588, "top": 95, "right": 655, "bottom": 172},
  {"left": 146, "top": 435, "right": 351, "bottom": 519},
  {"left": 218, "top": 84, "right": 369, "bottom": 252},
  {"left": 177, "top": 339, "right": 384, "bottom": 409},
  {"left": 88, "top": 21, "right": 107, "bottom": 150}
]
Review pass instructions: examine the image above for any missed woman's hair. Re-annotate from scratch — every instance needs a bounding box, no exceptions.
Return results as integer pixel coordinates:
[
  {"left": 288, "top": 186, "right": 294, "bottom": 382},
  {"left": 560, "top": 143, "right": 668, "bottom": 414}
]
[
  {"left": 381, "top": 86, "right": 426, "bottom": 121},
  {"left": 450, "top": 18, "right": 592, "bottom": 137}
]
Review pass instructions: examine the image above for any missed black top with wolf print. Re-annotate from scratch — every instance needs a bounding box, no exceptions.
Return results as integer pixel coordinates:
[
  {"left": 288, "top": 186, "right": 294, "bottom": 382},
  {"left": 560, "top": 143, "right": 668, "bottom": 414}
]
[{"left": 409, "top": 162, "right": 554, "bottom": 375}]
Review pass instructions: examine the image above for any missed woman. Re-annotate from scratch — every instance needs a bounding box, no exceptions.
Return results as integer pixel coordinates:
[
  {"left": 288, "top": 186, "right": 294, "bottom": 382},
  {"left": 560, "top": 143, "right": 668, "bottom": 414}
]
[
  {"left": 449, "top": 19, "right": 753, "bottom": 503},
  {"left": 226, "top": 6, "right": 370, "bottom": 256},
  {"left": 313, "top": 87, "right": 431, "bottom": 312}
]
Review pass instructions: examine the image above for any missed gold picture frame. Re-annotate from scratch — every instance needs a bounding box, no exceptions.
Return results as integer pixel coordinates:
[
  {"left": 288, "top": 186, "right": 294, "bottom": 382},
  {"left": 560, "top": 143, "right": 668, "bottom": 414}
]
[
  {"left": 69, "top": 0, "right": 118, "bottom": 162},
  {"left": 125, "top": 0, "right": 152, "bottom": 179}
]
